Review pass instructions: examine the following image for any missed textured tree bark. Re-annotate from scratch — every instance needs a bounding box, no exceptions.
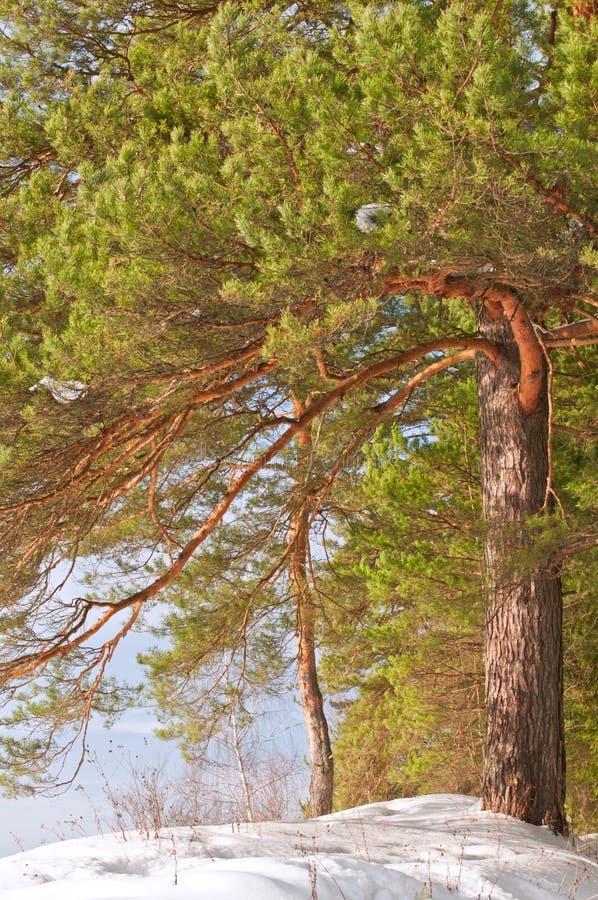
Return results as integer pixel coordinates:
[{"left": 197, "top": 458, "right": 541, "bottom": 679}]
[
  {"left": 476, "top": 302, "right": 566, "bottom": 832},
  {"left": 289, "top": 413, "right": 334, "bottom": 818}
]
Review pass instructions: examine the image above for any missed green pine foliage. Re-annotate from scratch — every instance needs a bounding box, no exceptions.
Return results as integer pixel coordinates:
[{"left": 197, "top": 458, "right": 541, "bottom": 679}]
[
  {"left": 0, "top": 0, "right": 594, "bottom": 802},
  {"left": 322, "top": 376, "right": 486, "bottom": 806},
  {"left": 322, "top": 357, "right": 598, "bottom": 829},
  {"left": 137, "top": 486, "right": 299, "bottom": 753}
]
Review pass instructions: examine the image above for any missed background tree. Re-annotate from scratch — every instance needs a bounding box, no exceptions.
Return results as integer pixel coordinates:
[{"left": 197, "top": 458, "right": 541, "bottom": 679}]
[
  {"left": 139, "top": 426, "right": 335, "bottom": 816},
  {"left": 322, "top": 376, "right": 486, "bottom": 808}
]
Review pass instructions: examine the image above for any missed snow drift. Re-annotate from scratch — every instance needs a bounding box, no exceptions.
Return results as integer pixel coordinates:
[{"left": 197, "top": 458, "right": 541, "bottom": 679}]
[{"left": 0, "top": 794, "right": 596, "bottom": 899}]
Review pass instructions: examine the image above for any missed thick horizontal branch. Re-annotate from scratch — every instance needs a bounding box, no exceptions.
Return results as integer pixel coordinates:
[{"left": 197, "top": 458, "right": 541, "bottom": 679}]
[
  {"left": 120, "top": 339, "right": 268, "bottom": 387},
  {"left": 541, "top": 317, "right": 598, "bottom": 347},
  {"left": 382, "top": 270, "right": 479, "bottom": 301},
  {"left": 553, "top": 423, "right": 598, "bottom": 440}
]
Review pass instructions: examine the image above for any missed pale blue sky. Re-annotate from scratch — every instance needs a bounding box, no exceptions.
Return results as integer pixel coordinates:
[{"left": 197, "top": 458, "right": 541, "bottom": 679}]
[
  {"left": 0, "top": 622, "right": 310, "bottom": 858},
  {"left": 0, "top": 539, "right": 313, "bottom": 857}
]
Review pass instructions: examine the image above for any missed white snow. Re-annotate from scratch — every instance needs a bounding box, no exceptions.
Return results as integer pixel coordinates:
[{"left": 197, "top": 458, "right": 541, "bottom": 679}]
[
  {"left": 355, "top": 202, "right": 392, "bottom": 233},
  {"left": 0, "top": 794, "right": 596, "bottom": 899},
  {"left": 29, "top": 376, "right": 87, "bottom": 403}
]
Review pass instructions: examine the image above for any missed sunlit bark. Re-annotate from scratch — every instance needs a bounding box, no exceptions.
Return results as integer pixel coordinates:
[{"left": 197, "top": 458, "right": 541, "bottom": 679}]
[{"left": 476, "top": 300, "right": 565, "bottom": 832}]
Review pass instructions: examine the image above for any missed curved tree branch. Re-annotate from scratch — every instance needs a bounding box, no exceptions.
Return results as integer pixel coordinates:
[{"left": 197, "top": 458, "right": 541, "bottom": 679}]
[
  {"left": 0, "top": 336, "right": 499, "bottom": 683},
  {"left": 488, "top": 285, "right": 545, "bottom": 415}
]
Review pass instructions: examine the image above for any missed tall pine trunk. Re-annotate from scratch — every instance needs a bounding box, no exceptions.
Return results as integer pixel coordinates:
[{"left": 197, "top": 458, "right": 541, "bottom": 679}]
[
  {"left": 289, "top": 412, "right": 333, "bottom": 817},
  {"left": 476, "top": 306, "right": 565, "bottom": 832}
]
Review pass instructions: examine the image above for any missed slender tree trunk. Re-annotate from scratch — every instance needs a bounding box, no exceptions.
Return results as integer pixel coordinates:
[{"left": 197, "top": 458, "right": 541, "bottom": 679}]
[
  {"left": 292, "top": 531, "right": 334, "bottom": 817},
  {"left": 476, "top": 304, "right": 565, "bottom": 832},
  {"left": 289, "top": 405, "right": 333, "bottom": 817},
  {"left": 229, "top": 698, "right": 254, "bottom": 823}
]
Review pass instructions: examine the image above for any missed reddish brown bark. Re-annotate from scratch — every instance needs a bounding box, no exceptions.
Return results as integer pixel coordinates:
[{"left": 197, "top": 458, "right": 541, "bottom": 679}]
[
  {"left": 572, "top": 1, "right": 598, "bottom": 22},
  {"left": 543, "top": 317, "right": 598, "bottom": 345},
  {"left": 476, "top": 301, "right": 565, "bottom": 833},
  {"left": 383, "top": 271, "right": 567, "bottom": 830},
  {"left": 488, "top": 286, "right": 545, "bottom": 415},
  {"left": 290, "top": 401, "right": 333, "bottom": 817},
  {"left": 2, "top": 331, "right": 501, "bottom": 684}
]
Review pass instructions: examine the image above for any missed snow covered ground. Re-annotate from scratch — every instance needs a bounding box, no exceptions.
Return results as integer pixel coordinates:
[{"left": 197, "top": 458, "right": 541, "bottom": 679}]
[{"left": 0, "top": 794, "right": 596, "bottom": 899}]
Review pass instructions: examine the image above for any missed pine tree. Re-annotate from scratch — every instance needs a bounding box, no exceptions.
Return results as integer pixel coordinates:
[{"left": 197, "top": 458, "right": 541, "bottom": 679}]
[
  {"left": 0, "top": 1, "right": 595, "bottom": 830},
  {"left": 322, "top": 357, "right": 597, "bottom": 828}
]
